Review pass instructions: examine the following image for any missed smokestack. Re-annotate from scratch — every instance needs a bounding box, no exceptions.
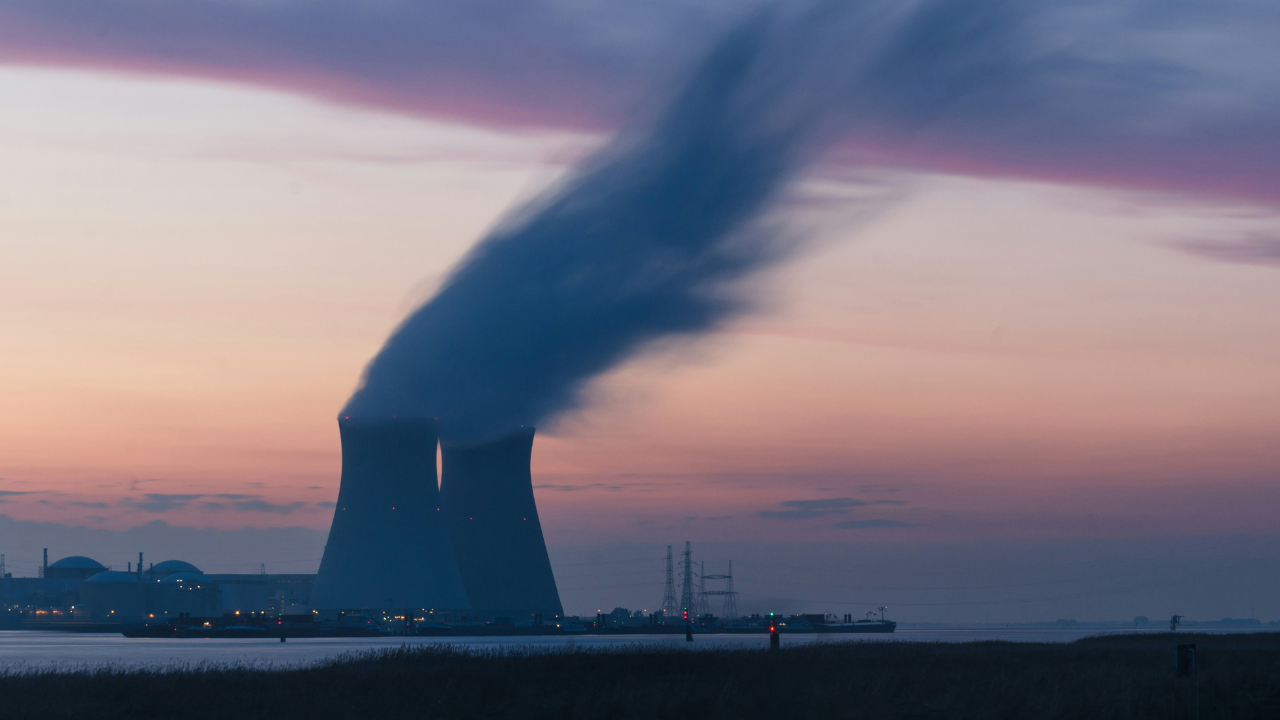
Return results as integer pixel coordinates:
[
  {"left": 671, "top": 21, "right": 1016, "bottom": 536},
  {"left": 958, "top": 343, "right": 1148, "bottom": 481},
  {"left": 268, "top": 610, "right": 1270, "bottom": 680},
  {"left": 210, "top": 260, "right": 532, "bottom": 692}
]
[
  {"left": 440, "top": 427, "right": 562, "bottom": 620},
  {"left": 310, "top": 417, "right": 469, "bottom": 611},
  {"left": 42, "top": 548, "right": 47, "bottom": 578}
]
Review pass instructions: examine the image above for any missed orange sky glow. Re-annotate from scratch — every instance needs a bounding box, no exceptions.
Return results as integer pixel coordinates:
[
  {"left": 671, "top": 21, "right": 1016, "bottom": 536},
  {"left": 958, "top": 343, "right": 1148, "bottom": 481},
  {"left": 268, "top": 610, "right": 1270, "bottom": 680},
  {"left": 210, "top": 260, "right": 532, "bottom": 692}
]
[{"left": 1, "top": 68, "right": 1278, "bottom": 551}]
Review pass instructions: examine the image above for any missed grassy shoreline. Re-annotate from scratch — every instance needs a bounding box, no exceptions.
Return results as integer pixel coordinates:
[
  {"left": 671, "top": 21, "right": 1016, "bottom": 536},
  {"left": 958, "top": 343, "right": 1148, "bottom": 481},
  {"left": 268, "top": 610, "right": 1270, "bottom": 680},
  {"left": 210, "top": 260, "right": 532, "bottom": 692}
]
[{"left": 3, "top": 632, "right": 1276, "bottom": 719}]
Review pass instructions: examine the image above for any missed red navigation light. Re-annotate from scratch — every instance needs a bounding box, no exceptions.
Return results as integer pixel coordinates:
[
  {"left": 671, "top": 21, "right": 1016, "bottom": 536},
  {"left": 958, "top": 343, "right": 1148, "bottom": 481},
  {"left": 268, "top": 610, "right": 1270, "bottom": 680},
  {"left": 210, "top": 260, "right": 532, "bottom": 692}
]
[{"left": 769, "top": 625, "right": 776, "bottom": 633}]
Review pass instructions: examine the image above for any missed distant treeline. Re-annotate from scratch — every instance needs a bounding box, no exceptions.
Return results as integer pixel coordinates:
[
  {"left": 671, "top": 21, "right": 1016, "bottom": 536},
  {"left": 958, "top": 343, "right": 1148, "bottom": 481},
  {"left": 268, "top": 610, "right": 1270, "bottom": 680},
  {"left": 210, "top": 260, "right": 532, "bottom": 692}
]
[{"left": 3, "top": 633, "right": 1277, "bottom": 719}]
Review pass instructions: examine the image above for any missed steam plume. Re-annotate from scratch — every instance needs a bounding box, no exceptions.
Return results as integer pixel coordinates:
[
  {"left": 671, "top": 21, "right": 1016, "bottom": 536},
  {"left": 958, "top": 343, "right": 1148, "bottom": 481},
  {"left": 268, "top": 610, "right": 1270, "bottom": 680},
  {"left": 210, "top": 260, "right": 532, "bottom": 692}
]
[
  {"left": 343, "top": 0, "right": 1271, "bottom": 441},
  {"left": 343, "top": 7, "right": 877, "bottom": 441}
]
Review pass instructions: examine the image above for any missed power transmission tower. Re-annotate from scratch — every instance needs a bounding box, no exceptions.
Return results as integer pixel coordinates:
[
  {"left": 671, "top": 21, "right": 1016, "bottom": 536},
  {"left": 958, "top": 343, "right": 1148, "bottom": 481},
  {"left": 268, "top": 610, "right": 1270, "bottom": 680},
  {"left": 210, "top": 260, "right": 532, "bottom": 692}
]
[
  {"left": 721, "top": 561, "right": 738, "bottom": 618},
  {"left": 679, "top": 541, "right": 695, "bottom": 619},
  {"left": 701, "top": 561, "right": 739, "bottom": 619},
  {"left": 696, "top": 561, "right": 709, "bottom": 617},
  {"left": 661, "top": 545, "right": 678, "bottom": 617}
]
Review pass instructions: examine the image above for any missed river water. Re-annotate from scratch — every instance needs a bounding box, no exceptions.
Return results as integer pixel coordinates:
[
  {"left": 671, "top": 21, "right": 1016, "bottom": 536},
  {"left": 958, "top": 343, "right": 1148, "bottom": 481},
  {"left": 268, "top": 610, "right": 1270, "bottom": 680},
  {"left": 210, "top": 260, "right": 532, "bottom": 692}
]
[{"left": 0, "top": 626, "right": 1268, "bottom": 672}]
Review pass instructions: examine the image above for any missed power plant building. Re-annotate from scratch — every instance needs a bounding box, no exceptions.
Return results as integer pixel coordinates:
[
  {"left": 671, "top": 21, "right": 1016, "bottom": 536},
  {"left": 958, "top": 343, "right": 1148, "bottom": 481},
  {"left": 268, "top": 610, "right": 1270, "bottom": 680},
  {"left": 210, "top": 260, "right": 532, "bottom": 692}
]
[
  {"left": 8, "top": 416, "right": 567, "bottom": 624},
  {"left": 2, "top": 554, "right": 316, "bottom": 624},
  {"left": 80, "top": 571, "right": 146, "bottom": 621},
  {"left": 44, "top": 556, "right": 107, "bottom": 581},
  {"left": 309, "top": 418, "right": 563, "bottom": 621},
  {"left": 310, "top": 417, "right": 469, "bottom": 612},
  {"left": 441, "top": 427, "right": 562, "bottom": 621}
]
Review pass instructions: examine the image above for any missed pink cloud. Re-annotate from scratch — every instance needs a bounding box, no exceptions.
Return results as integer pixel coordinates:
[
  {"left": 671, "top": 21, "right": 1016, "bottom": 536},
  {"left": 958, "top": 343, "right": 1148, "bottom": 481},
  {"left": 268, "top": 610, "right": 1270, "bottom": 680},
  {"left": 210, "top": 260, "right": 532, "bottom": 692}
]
[{"left": 2, "top": 1, "right": 1278, "bottom": 207}]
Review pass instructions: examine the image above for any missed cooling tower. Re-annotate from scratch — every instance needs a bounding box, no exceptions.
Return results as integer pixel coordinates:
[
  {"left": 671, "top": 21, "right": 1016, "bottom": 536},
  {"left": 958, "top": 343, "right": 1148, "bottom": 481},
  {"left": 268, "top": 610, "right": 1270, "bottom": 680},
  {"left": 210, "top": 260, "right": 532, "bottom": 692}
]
[
  {"left": 440, "top": 427, "right": 563, "bottom": 620},
  {"left": 310, "top": 417, "right": 470, "bottom": 611}
]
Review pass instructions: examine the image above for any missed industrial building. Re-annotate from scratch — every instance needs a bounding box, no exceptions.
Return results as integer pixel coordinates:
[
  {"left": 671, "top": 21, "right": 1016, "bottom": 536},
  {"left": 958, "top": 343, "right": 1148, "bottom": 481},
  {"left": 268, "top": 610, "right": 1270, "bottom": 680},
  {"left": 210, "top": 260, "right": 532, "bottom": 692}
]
[
  {"left": 310, "top": 416, "right": 563, "bottom": 621},
  {"left": 1, "top": 551, "right": 315, "bottom": 626},
  {"left": 44, "top": 555, "right": 108, "bottom": 580},
  {"left": 440, "top": 427, "right": 562, "bottom": 621},
  {"left": 310, "top": 416, "right": 470, "bottom": 612},
  {"left": 8, "top": 415, "right": 567, "bottom": 625}
]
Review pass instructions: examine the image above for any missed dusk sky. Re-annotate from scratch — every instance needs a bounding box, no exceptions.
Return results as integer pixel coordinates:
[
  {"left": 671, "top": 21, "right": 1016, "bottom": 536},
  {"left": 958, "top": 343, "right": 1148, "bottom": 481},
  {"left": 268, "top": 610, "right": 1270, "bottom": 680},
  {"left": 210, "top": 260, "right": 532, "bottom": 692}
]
[{"left": 2, "top": 1, "right": 1278, "bottom": 621}]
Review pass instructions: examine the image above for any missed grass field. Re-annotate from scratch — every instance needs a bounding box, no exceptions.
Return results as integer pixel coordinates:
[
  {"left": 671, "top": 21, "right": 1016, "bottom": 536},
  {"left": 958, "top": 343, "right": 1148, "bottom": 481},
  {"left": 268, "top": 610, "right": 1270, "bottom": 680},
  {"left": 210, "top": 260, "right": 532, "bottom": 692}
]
[{"left": 2, "top": 632, "right": 1276, "bottom": 719}]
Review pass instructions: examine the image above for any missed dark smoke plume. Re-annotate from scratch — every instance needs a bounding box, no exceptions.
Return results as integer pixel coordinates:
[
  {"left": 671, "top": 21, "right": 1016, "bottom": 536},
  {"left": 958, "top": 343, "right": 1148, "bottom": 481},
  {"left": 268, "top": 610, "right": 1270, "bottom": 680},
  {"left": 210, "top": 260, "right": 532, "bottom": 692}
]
[
  {"left": 343, "top": 6, "right": 887, "bottom": 441},
  {"left": 342, "top": 0, "right": 1237, "bottom": 441}
]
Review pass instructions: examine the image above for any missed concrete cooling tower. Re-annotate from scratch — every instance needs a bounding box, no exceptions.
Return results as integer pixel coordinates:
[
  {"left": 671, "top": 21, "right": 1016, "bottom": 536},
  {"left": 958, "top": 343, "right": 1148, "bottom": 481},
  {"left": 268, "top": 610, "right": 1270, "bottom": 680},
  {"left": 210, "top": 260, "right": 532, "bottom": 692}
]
[
  {"left": 441, "top": 427, "right": 563, "bottom": 620},
  {"left": 310, "top": 417, "right": 470, "bottom": 611}
]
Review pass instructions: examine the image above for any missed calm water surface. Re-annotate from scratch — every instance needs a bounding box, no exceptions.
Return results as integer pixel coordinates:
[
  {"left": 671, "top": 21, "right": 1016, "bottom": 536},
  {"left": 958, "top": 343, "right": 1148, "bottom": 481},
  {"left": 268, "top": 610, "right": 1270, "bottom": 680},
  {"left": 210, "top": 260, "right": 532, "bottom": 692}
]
[{"left": 0, "top": 626, "right": 1263, "bottom": 672}]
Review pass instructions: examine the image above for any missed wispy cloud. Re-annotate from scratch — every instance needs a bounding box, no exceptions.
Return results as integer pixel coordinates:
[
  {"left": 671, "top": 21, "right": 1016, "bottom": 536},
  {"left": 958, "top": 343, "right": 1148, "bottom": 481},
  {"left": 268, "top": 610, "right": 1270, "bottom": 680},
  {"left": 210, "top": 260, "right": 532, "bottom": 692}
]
[
  {"left": 120, "top": 494, "right": 205, "bottom": 513},
  {"left": 533, "top": 482, "right": 660, "bottom": 492},
  {"left": 0, "top": 490, "right": 29, "bottom": 503},
  {"left": 33, "top": 495, "right": 112, "bottom": 509},
  {"left": 0, "top": 1, "right": 1276, "bottom": 204},
  {"left": 835, "top": 519, "right": 916, "bottom": 529},
  {"left": 1170, "top": 234, "right": 1280, "bottom": 267},
  {"left": 201, "top": 499, "right": 306, "bottom": 515},
  {"left": 233, "top": 500, "right": 306, "bottom": 515},
  {"left": 757, "top": 497, "right": 902, "bottom": 520}
]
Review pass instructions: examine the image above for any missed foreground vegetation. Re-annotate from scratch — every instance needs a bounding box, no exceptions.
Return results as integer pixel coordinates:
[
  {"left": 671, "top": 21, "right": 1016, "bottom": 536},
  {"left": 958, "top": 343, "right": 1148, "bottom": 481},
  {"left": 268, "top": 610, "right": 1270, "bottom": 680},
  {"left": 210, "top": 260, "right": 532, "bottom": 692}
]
[{"left": 3, "top": 633, "right": 1277, "bottom": 719}]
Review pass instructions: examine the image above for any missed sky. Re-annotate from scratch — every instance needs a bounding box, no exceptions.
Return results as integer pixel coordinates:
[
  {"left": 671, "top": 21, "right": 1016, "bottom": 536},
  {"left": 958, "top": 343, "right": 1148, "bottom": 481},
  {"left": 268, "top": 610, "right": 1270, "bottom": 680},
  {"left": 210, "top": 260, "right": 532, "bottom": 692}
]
[{"left": 1, "top": 1, "right": 1279, "bottom": 622}]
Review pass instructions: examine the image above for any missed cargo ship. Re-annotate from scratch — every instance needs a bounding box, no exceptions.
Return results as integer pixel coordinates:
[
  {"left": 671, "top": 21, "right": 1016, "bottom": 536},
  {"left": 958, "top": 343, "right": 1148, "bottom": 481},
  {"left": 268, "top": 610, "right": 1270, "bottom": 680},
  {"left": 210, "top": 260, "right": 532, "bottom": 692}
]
[
  {"left": 721, "top": 610, "right": 896, "bottom": 634},
  {"left": 815, "top": 619, "right": 897, "bottom": 634},
  {"left": 798, "top": 610, "right": 897, "bottom": 634}
]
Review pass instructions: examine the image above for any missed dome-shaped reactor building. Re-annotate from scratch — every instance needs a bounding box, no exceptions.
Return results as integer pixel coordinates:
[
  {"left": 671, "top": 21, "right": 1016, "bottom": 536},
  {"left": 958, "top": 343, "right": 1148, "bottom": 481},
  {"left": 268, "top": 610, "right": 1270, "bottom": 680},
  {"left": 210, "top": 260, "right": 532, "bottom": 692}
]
[
  {"left": 147, "top": 560, "right": 202, "bottom": 577},
  {"left": 310, "top": 417, "right": 469, "bottom": 612},
  {"left": 81, "top": 571, "right": 145, "bottom": 621},
  {"left": 45, "top": 556, "right": 107, "bottom": 580}
]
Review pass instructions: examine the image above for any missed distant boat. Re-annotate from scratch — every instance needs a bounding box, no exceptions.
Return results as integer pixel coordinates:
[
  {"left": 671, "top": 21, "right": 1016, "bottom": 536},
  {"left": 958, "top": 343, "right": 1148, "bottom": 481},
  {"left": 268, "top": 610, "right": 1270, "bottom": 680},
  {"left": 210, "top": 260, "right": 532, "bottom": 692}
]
[
  {"left": 722, "top": 611, "right": 897, "bottom": 634},
  {"left": 804, "top": 610, "right": 897, "bottom": 634},
  {"left": 815, "top": 619, "right": 896, "bottom": 634}
]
